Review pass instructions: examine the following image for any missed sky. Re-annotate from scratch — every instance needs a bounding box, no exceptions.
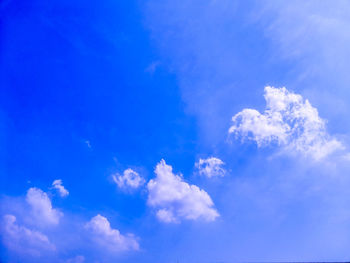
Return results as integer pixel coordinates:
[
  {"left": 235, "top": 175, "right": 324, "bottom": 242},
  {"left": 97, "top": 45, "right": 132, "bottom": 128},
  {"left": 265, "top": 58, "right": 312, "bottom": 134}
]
[{"left": 1, "top": 0, "right": 350, "bottom": 262}]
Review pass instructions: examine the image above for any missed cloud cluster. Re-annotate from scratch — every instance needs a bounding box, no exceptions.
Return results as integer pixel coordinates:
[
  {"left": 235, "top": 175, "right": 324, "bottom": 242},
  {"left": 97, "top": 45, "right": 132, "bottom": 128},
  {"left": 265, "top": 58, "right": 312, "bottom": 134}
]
[
  {"left": 1, "top": 214, "right": 56, "bottom": 257},
  {"left": 112, "top": 168, "right": 145, "bottom": 190},
  {"left": 147, "top": 159, "right": 219, "bottom": 223},
  {"left": 0, "top": 187, "right": 62, "bottom": 260},
  {"left": 195, "top": 157, "right": 226, "bottom": 178},
  {"left": 1, "top": 158, "right": 220, "bottom": 261},
  {"left": 85, "top": 214, "right": 139, "bottom": 252},
  {"left": 1, "top": 184, "right": 141, "bottom": 262},
  {"left": 52, "top": 179, "right": 69, "bottom": 197},
  {"left": 229, "top": 86, "right": 343, "bottom": 160}
]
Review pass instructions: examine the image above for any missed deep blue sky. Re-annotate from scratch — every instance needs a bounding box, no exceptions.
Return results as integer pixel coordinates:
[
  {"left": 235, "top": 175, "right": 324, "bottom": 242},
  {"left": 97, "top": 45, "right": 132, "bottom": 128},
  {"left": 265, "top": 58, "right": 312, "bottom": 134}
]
[
  {"left": 1, "top": 0, "right": 197, "bottom": 195},
  {"left": 2, "top": 0, "right": 350, "bottom": 262}
]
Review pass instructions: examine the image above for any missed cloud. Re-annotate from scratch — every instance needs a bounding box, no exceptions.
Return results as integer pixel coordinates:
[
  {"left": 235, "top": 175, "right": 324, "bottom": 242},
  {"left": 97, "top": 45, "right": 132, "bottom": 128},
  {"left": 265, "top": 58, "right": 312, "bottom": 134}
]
[
  {"left": 145, "top": 61, "right": 161, "bottom": 74},
  {"left": 1, "top": 185, "right": 140, "bottom": 262},
  {"left": 143, "top": 0, "right": 267, "bottom": 146},
  {"left": 66, "top": 255, "right": 85, "bottom": 263},
  {"left": 85, "top": 140, "right": 91, "bottom": 148},
  {"left": 85, "top": 214, "right": 139, "bottom": 252},
  {"left": 255, "top": 1, "right": 350, "bottom": 134},
  {"left": 143, "top": 0, "right": 350, "bottom": 152},
  {"left": 195, "top": 157, "right": 226, "bottom": 178},
  {"left": 52, "top": 179, "right": 69, "bottom": 197},
  {"left": 229, "top": 86, "right": 343, "bottom": 160},
  {"left": 1, "top": 214, "right": 55, "bottom": 257},
  {"left": 259, "top": 1, "right": 350, "bottom": 80},
  {"left": 147, "top": 159, "right": 219, "bottom": 223},
  {"left": 112, "top": 168, "right": 145, "bottom": 190},
  {"left": 26, "top": 187, "right": 63, "bottom": 225}
]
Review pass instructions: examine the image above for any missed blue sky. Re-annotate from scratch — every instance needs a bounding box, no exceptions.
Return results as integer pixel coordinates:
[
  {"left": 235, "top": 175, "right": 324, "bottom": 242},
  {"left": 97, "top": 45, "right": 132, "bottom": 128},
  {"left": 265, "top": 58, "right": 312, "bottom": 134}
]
[{"left": 2, "top": 0, "right": 350, "bottom": 262}]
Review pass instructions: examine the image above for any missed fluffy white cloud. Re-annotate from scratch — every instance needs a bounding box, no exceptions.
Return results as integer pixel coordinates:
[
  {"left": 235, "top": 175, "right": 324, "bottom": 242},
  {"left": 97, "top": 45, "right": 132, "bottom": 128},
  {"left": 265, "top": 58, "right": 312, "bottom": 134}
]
[
  {"left": 1, "top": 214, "right": 55, "bottom": 257},
  {"left": 85, "top": 214, "right": 139, "bottom": 252},
  {"left": 229, "top": 86, "right": 343, "bottom": 160},
  {"left": 52, "top": 179, "right": 69, "bottom": 197},
  {"left": 195, "top": 157, "right": 226, "bottom": 178},
  {"left": 26, "top": 187, "right": 63, "bottom": 225},
  {"left": 112, "top": 168, "right": 145, "bottom": 190},
  {"left": 147, "top": 159, "right": 219, "bottom": 223}
]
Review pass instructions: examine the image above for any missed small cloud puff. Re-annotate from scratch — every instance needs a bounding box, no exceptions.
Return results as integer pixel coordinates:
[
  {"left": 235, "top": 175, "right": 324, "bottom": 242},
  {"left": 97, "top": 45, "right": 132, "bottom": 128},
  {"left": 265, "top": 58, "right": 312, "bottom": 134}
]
[
  {"left": 229, "top": 86, "right": 344, "bottom": 160},
  {"left": 195, "top": 157, "right": 226, "bottom": 178},
  {"left": 1, "top": 214, "right": 55, "bottom": 257},
  {"left": 26, "top": 187, "right": 63, "bottom": 225},
  {"left": 85, "top": 140, "right": 91, "bottom": 148},
  {"left": 85, "top": 214, "right": 139, "bottom": 252},
  {"left": 52, "top": 179, "right": 69, "bottom": 197},
  {"left": 112, "top": 168, "right": 145, "bottom": 190},
  {"left": 147, "top": 159, "right": 219, "bottom": 223}
]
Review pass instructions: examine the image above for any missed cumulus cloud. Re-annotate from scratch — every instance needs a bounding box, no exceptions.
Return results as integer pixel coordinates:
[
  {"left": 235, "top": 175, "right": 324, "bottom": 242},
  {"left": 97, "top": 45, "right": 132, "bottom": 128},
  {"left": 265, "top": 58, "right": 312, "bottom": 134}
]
[
  {"left": 112, "top": 168, "right": 145, "bottom": 190},
  {"left": 195, "top": 157, "right": 226, "bottom": 178},
  {"left": 85, "top": 214, "right": 139, "bottom": 252},
  {"left": 52, "top": 179, "right": 69, "bottom": 197},
  {"left": 147, "top": 159, "right": 219, "bottom": 223},
  {"left": 1, "top": 186, "right": 141, "bottom": 261},
  {"left": 229, "top": 86, "right": 343, "bottom": 160},
  {"left": 26, "top": 187, "right": 63, "bottom": 225},
  {"left": 1, "top": 214, "right": 55, "bottom": 257}
]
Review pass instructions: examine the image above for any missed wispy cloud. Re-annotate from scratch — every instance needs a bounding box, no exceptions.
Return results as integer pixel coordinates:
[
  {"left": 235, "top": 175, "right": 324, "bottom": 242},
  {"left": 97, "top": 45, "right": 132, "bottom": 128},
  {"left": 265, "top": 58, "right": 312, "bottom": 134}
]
[
  {"left": 256, "top": 0, "right": 350, "bottom": 130},
  {"left": 195, "top": 157, "right": 226, "bottom": 178},
  {"left": 112, "top": 168, "right": 145, "bottom": 191},
  {"left": 66, "top": 255, "right": 85, "bottom": 263},
  {"left": 52, "top": 179, "right": 69, "bottom": 197}
]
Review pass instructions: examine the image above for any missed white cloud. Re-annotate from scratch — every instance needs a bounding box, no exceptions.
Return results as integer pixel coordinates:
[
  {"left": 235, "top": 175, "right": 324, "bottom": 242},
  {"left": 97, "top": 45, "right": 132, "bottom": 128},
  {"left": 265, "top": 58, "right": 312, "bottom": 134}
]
[
  {"left": 26, "top": 187, "right": 63, "bottom": 225},
  {"left": 52, "top": 179, "right": 69, "bottom": 197},
  {"left": 155, "top": 208, "right": 177, "bottom": 223},
  {"left": 85, "top": 214, "right": 139, "bottom": 252},
  {"left": 147, "top": 159, "right": 219, "bottom": 223},
  {"left": 1, "top": 214, "right": 55, "bottom": 257},
  {"left": 112, "top": 168, "right": 145, "bottom": 190},
  {"left": 195, "top": 157, "right": 226, "bottom": 178},
  {"left": 229, "top": 86, "right": 343, "bottom": 160}
]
